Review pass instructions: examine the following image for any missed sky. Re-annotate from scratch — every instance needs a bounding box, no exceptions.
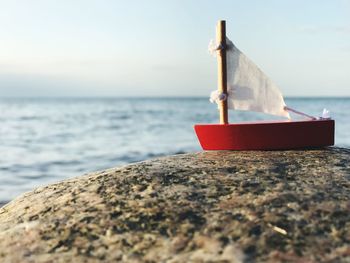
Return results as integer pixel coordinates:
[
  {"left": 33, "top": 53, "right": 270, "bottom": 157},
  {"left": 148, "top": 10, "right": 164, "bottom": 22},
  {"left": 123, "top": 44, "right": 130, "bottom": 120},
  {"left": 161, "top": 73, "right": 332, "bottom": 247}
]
[{"left": 0, "top": 0, "right": 349, "bottom": 97}]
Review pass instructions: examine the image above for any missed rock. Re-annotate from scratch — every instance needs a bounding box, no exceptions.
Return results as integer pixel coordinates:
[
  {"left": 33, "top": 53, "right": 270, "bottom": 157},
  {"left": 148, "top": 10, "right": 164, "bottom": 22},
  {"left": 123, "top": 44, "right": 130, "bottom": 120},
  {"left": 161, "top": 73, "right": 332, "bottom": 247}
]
[{"left": 0, "top": 147, "right": 349, "bottom": 262}]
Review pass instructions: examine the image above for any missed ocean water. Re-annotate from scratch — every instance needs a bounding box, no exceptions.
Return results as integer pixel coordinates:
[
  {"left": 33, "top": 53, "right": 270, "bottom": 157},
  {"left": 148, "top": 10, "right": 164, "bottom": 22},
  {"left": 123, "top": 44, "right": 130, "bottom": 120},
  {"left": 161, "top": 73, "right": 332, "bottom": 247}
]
[{"left": 0, "top": 97, "right": 349, "bottom": 204}]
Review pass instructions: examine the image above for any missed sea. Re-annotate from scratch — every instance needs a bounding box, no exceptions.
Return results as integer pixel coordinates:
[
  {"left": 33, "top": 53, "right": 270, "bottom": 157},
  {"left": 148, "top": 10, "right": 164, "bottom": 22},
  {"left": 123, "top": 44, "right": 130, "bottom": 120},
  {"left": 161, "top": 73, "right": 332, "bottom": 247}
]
[{"left": 0, "top": 97, "right": 349, "bottom": 205}]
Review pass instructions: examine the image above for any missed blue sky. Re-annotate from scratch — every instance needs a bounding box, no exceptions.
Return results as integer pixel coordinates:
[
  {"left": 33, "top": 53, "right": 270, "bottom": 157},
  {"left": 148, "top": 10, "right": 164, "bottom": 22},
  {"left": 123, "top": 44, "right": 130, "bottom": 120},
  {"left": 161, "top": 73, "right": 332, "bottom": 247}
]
[{"left": 0, "top": 0, "right": 349, "bottom": 97}]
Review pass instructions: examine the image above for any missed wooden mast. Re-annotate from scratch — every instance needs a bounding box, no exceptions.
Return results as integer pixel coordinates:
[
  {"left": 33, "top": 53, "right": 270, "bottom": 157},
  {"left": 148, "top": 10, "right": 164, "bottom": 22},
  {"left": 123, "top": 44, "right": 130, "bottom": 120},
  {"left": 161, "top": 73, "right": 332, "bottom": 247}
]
[{"left": 216, "top": 20, "right": 228, "bottom": 124}]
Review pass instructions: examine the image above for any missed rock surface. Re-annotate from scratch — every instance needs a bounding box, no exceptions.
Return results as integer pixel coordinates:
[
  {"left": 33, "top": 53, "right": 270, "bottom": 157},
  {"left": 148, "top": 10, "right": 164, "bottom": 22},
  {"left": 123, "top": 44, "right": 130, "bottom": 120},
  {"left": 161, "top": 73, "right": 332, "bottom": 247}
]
[{"left": 0, "top": 147, "right": 349, "bottom": 262}]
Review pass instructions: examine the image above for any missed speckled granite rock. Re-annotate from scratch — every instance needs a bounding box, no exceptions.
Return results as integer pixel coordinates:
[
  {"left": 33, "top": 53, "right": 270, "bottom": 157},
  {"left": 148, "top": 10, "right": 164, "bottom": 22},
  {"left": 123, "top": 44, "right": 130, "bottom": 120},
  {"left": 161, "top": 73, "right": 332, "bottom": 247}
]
[{"left": 0, "top": 147, "right": 349, "bottom": 262}]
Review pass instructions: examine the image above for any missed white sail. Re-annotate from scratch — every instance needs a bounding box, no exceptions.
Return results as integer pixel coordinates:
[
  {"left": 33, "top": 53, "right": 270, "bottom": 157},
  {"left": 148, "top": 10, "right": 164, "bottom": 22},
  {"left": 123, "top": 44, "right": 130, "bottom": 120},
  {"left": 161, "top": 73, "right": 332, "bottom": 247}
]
[{"left": 225, "top": 38, "right": 290, "bottom": 118}]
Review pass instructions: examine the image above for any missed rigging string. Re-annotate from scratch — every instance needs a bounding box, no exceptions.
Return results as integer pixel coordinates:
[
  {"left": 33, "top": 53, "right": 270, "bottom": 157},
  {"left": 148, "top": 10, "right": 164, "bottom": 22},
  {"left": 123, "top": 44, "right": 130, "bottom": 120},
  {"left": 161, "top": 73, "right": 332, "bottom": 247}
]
[{"left": 284, "top": 106, "right": 317, "bottom": 120}]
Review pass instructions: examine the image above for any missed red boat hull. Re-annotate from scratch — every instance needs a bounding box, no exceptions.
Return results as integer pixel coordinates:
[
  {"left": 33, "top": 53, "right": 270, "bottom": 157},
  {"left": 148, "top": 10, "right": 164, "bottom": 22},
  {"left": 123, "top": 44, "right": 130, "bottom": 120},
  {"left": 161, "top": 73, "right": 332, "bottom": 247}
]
[{"left": 194, "top": 119, "right": 334, "bottom": 150}]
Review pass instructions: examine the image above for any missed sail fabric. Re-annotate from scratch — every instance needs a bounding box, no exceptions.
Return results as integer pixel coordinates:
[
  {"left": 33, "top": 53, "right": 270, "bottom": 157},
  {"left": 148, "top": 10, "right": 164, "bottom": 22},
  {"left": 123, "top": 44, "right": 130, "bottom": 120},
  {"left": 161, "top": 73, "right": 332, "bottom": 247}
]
[{"left": 225, "top": 38, "right": 290, "bottom": 118}]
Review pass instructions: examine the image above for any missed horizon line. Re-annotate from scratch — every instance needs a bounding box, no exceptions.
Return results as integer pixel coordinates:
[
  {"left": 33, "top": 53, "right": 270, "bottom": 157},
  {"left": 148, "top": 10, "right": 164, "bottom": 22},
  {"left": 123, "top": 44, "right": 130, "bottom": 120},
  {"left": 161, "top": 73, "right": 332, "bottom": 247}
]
[{"left": 0, "top": 95, "right": 349, "bottom": 99}]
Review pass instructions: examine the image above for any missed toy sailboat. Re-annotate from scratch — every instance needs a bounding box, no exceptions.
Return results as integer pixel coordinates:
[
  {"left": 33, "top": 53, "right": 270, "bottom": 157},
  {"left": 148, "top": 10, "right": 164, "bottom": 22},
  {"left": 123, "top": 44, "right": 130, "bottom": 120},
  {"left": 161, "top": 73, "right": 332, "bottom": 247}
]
[{"left": 194, "top": 20, "right": 334, "bottom": 150}]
